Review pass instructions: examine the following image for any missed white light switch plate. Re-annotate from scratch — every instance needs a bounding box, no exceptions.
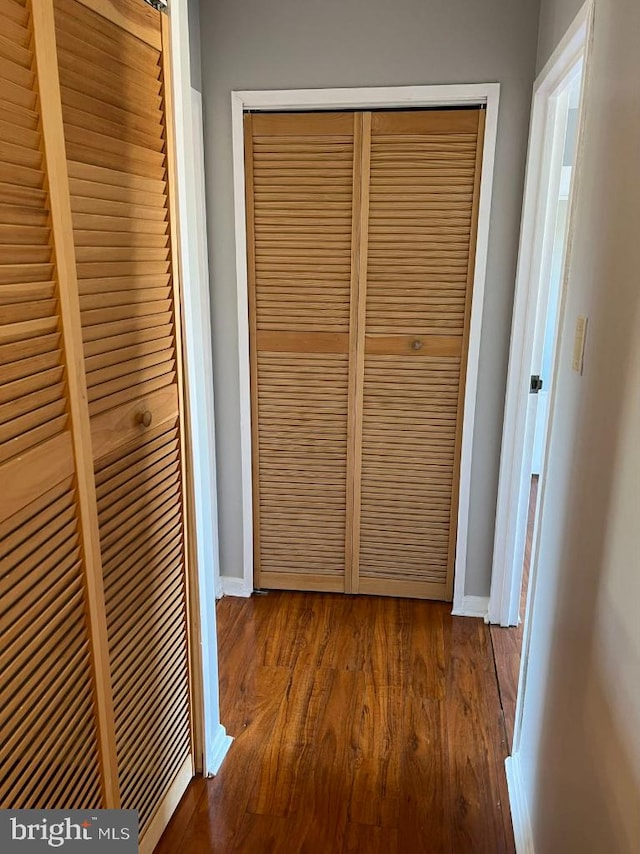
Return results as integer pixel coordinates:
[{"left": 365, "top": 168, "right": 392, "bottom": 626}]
[{"left": 572, "top": 315, "right": 588, "bottom": 373}]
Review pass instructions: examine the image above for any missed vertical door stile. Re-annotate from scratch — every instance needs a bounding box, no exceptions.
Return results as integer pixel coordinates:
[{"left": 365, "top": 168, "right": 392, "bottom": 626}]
[
  {"left": 30, "top": 0, "right": 119, "bottom": 808},
  {"left": 345, "top": 112, "right": 371, "bottom": 594},
  {"left": 445, "top": 109, "right": 486, "bottom": 599},
  {"left": 358, "top": 108, "right": 484, "bottom": 600},
  {"left": 246, "top": 112, "right": 354, "bottom": 593},
  {"left": 159, "top": 12, "right": 203, "bottom": 773},
  {"left": 52, "top": 0, "right": 194, "bottom": 834},
  {"left": 244, "top": 112, "right": 262, "bottom": 587}
]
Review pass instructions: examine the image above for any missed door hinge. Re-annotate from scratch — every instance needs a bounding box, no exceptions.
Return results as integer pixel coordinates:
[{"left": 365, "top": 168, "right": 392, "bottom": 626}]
[
  {"left": 142, "top": 0, "right": 167, "bottom": 12},
  {"left": 530, "top": 374, "right": 544, "bottom": 394}
]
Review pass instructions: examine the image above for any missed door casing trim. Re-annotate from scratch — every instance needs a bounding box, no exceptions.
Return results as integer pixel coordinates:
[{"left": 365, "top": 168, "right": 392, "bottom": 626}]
[
  {"left": 488, "top": 2, "right": 593, "bottom": 628},
  {"left": 168, "top": 0, "right": 232, "bottom": 775},
  {"left": 230, "top": 84, "right": 500, "bottom": 614}
]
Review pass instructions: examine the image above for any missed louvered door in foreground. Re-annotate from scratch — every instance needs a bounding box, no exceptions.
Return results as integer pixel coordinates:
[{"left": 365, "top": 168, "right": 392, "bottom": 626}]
[
  {"left": 53, "top": 0, "right": 193, "bottom": 836},
  {"left": 246, "top": 109, "right": 484, "bottom": 600},
  {"left": 2, "top": 0, "right": 196, "bottom": 846},
  {"left": 0, "top": 0, "right": 111, "bottom": 810}
]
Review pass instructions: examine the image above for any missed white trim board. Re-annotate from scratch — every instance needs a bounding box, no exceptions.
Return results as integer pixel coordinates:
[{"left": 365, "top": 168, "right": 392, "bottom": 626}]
[
  {"left": 494, "top": 4, "right": 594, "bottom": 851},
  {"left": 208, "top": 723, "right": 234, "bottom": 776},
  {"left": 169, "top": 0, "right": 230, "bottom": 777},
  {"left": 488, "top": 2, "right": 593, "bottom": 628},
  {"left": 451, "top": 596, "right": 489, "bottom": 619},
  {"left": 510, "top": 0, "right": 594, "bottom": 764},
  {"left": 221, "top": 575, "right": 253, "bottom": 598},
  {"left": 505, "top": 754, "right": 535, "bottom": 854},
  {"left": 230, "top": 84, "right": 500, "bottom": 611}
]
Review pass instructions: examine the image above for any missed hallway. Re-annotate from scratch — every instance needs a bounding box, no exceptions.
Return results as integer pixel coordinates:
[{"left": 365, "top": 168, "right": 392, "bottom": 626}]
[{"left": 156, "top": 594, "right": 515, "bottom": 853}]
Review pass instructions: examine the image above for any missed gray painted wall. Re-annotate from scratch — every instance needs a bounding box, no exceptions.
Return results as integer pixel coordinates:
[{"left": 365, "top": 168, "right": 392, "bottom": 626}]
[
  {"left": 518, "top": 0, "right": 640, "bottom": 849},
  {"left": 197, "top": 0, "right": 541, "bottom": 594},
  {"left": 536, "top": 0, "right": 583, "bottom": 70}
]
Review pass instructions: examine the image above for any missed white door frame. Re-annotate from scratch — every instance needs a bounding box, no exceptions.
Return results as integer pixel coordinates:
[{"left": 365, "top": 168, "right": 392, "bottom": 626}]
[
  {"left": 488, "top": 3, "right": 593, "bottom": 627},
  {"left": 229, "top": 84, "right": 499, "bottom": 614},
  {"left": 504, "top": 6, "right": 595, "bottom": 847},
  {"left": 168, "top": 0, "right": 232, "bottom": 776}
]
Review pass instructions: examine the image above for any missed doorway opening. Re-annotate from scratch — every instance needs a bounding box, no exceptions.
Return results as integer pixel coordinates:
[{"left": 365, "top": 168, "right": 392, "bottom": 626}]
[
  {"left": 230, "top": 85, "right": 499, "bottom": 614},
  {"left": 488, "top": 23, "right": 589, "bottom": 750}
]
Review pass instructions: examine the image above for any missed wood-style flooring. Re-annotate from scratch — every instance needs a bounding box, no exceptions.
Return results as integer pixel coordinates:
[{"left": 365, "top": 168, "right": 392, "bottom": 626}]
[
  {"left": 489, "top": 475, "right": 538, "bottom": 750},
  {"left": 155, "top": 593, "right": 515, "bottom": 853}
]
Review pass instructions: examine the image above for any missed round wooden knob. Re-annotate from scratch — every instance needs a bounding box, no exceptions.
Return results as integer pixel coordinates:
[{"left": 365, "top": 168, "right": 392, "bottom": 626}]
[
  {"left": 136, "top": 410, "right": 152, "bottom": 428},
  {"left": 411, "top": 339, "right": 423, "bottom": 351}
]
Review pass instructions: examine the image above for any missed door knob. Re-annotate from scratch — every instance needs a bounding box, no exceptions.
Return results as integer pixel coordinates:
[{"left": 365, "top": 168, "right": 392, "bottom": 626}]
[
  {"left": 411, "top": 339, "right": 423, "bottom": 351},
  {"left": 136, "top": 409, "right": 152, "bottom": 427}
]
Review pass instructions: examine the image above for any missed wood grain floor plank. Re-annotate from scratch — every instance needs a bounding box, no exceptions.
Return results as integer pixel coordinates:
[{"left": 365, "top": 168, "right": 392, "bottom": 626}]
[
  {"left": 246, "top": 667, "right": 328, "bottom": 818},
  {"left": 344, "top": 822, "right": 400, "bottom": 853},
  {"left": 286, "top": 669, "right": 363, "bottom": 836},
  {"left": 215, "top": 595, "right": 252, "bottom": 655},
  {"left": 408, "top": 599, "right": 447, "bottom": 700},
  {"left": 231, "top": 813, "right": 290, "bottom": 854},
  {"left": 363, "top": 596, "right": 413, "bottom": 689},
  {"left": 446, "top": 617, "right": 513, "bottom": 853},
  {"left": 399, "top": 695, "right": 451, "bottom": 853},
  {"left": 152, "top": 776, "right": 207, "bottom": 854},
  {"left": 200, "top": 666, "right": 293, "bottom": 851},
  {"left": 347, "top": 683, "right": 403, "bottom": 827}
]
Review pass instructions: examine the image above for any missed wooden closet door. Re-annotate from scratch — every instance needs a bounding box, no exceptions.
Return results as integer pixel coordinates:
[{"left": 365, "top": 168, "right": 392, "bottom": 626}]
[
  {"left": 52, "top": 0, "right": 192, "bottom": 835},
  {"left": 355, "top": 109, "right": 485, "bottom": 600},
  {"left": 245, "top": 112, "right": 365, "bottom": 593},
  {"left": 1, "top": 0, "right": 116, "bottom": 809}
]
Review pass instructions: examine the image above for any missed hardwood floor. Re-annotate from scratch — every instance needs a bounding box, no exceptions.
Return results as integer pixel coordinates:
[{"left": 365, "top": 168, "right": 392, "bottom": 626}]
[
  {"left": 490, "top": 475, "right": 538, "bottom": 750},
  {"left": 155, "top": 593, "right": 514, "bottom": 853}
]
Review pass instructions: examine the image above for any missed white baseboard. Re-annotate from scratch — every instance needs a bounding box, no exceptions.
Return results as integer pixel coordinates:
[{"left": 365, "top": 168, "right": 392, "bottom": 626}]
[
  {"left": 220, "top": 575, "right": 253, "bottom": 598},
  {"left": 206, "top": 722, "right": 233, "bottom": 776},
  {"left": 451, "top": 594, "right": 489, "bottom": 619},
  {"left": 222, "top": 579, "right": 487, "bottom": 615},
  {"left": 506, "top": 754, "right": 535, "bottom": 854}
]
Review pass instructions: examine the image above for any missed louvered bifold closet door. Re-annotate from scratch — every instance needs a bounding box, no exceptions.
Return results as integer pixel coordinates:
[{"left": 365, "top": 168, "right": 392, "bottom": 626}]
[
  {"left": 52, "top": 0, "right": 193, "bottom": 836},
  {"left": 356, "top": 110, "right": 485, "bottom": 600},
  {"left": 0, "top": 0, "right": 113, "bottom": 809},
  {"left": 245, "top": 113, "right": 363, "bottom": 592}
]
